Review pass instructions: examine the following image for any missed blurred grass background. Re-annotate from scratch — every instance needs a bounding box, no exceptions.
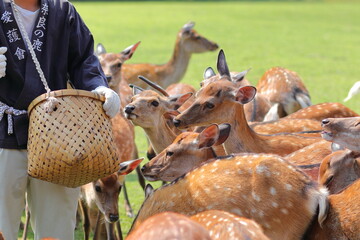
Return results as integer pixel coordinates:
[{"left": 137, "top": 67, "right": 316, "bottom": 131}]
[{"left": 19, "top": 1, "right": 360, "bottom": 239}]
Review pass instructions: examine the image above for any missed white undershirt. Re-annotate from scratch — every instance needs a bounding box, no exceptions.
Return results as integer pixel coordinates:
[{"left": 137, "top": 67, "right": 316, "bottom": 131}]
[{"left": 15, "top": 4, "right": 40, "bottom": 39}]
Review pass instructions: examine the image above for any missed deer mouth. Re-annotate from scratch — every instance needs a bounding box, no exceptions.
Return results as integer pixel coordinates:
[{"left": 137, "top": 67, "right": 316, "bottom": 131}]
[
  {"left": 321, "top": 130, "right": 334, "bottom": 141},
  {"left": 124, "top": 112, "right": 138, "bottom": 120}
]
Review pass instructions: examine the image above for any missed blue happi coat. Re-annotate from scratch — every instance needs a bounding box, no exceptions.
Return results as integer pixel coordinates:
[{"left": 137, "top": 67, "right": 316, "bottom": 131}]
[{"left": 0, "top": 0, "right": 108, "bottom": 149}]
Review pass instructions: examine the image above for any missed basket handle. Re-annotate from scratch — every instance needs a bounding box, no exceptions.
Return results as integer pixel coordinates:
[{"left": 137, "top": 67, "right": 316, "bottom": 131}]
[{"left": 11, "top": 0, "right": 59, "bottom": 113}]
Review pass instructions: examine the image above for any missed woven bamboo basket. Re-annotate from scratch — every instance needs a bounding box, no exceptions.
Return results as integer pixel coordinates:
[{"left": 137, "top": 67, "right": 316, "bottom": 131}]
[{"left": 27, "top": 89, "right": 120, "bottom": 188}]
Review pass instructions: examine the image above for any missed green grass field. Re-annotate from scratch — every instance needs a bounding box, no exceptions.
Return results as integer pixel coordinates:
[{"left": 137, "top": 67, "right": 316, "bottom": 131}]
[{"left": 19, "top": 1, "right": 360, "bottom": 239}]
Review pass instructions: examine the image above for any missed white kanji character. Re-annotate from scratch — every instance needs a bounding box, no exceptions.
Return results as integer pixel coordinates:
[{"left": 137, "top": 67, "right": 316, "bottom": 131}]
[
  {"left": 36, "top": 16, "right": 46, "bottom": 30},
  {"left": 7, "top": 28, "right": 21, "bottom": 43},
  {"left": 1, "top": 11, "right": 13, "bottom": 24},
  {"left": 41, "top": 3, "right": 49, "bottom": 15},
  {"left": 34, "top": 30, "right": 44, "bottom": 38},
  {"left": 14, "top": 47, "right": 25, "bottom": 60},
  {"left": 32, "top": 39, "right": 43, "bottom": 52}
]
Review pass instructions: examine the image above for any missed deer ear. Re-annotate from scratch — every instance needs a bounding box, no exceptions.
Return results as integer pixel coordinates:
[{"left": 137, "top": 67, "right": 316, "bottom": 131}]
[
  {"left": 168, "top": 92, "right": 193, "bottom": 110},
  {"left": 215, "top": 123, "right": 231, "bottom": 146},
  {"left": 120, "top": 41, "right": 141, "bottom": 62},
  {"left": 198, "top": 124, "right": 220, "bottom": 149},
  {"left": 233, "top": 68, "right": 251, "bottom": 82},
  {"left": 203, "top": 67, "right": 216, "bottom": 80},
  {"left": 129, "top": 84, "right": 144, "bottom": 96},
  {"left": 145, "top": 184, "right": 154, "bottom": 198},
  {"left": 163, "top": 110, "right": 180, "bottom": 121},
  {"left": 217, "top": 49, "right": 231, "bottom": 80},
  {"left": 95, "top": 43, "right": 106, "bottom": 55},
  {"left": 235, "top": 86, "right": 257, "bottom": 104},
  {"left": 182, "top": 21, "right": 195, "bottom": 33},
  {"left": 118, "top": 158, "right": 144, "bottom": 175}
]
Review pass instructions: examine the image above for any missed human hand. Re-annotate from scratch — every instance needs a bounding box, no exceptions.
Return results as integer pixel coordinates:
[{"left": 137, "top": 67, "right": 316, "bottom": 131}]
[
  {"left": 92, "top": 86, "right": 121, "bottom": 118},
  {"left": 0, "top": 47, "right": 7, "bottom": 78}
]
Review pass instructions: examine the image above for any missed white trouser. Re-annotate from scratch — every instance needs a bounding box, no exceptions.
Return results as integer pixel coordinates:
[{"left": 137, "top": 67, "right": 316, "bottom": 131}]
[{"left": 0, "top": 149, "right": 80, "bottom": 240}]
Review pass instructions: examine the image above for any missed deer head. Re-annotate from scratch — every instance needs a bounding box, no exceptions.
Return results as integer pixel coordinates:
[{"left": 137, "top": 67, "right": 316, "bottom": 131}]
[
  {"left": 96, "top": 41, "right": 140, "bottom": 90},
  {"left": 141, "top": 123, "right": 231, "bottom": 182}
]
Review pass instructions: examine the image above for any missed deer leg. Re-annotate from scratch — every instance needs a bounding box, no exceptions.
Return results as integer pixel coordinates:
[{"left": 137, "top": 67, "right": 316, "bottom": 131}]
[
  {"left": 132, "top": 145, "right": 146, "bottom": 190},
  {"left": 93, "top": 210, "right": 102, "bottom": 240},
  {"left": 105, "top": 222, "right": 116, "bottom": 240},
  {"left": 115, "top": 220, "right": 123, "bottom": 240},
  {"left": 122, "top": 182, "right": 134, "bottom": 218},
  {"left": 78, "top": 199, "right": 90, "bottom": 240}
]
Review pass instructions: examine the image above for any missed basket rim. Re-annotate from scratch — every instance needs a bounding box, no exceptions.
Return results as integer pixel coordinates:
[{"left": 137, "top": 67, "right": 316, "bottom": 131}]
[{"left": 28, "top": 89, "right": 106, "bottom": 114}]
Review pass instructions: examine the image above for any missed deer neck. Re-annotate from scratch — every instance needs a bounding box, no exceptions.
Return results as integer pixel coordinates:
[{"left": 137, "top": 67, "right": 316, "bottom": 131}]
[
  {"left": 224, "top": 103, "right": 267, "bottom": 154},
  {"left": 143, "top": 116, "right": 177, "bottom": 154},
  {"left": 160, "top": 39, "right": 192, "bottom": 88}
]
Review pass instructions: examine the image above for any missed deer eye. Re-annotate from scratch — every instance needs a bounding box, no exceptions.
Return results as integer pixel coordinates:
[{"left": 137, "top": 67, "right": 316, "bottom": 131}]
[
  {"left": 151, "top": 101, "right": 159, "bottom": 107},
  {"left": 200, "top": 82, "right": 203, "bottom": 87},
  {"left": 324, "top": 176, "right": 334, "bottom": 187},
  {"left": 166, "top": 151, "right": 174, "bottom": 157},
  {"left": 205, "top": 102, "right": 214, "bottom": 109},
  {"left": 116, "top": 62, "right": 122, "bottom": 68},
  {"left": 95, "top": 186, "right": 102, "bottom": 193},
  {"left": 355, "top": 122, "right": 360, "bottom": 127}
]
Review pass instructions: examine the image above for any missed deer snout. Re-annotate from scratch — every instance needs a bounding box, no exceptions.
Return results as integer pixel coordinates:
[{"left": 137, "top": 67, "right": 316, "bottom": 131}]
[
  {"left": 109, "top": 214, "right": 119, "bottom": 222},
  {"left": 106, "top": 75, "right": 112, "bottom": 83},
  {"left": 173, "top": 118, "right": 181, "bottom": 127},
  {"left": 124, "top": 105, "right": 135, "bottom": 114},
  {"left": 321, "top": 118, "right": 330, "bottom": 126}
]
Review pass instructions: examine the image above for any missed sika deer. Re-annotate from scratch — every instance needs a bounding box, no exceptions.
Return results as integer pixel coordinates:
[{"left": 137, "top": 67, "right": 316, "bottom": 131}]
[
  {"left": 126, "top": 212, "right": 212, "bottom": 240},
  {"left": 318, "top": 150, "right": 360, "bottom": 194},
  {"left": 174, "top": 50, "right": 320, "bottom": 156},
  {"left": 132, "top": 152, "right": 329, "bottom": 240},
  {"left": 121, "top": 22, "right": 218, "bottom": 89},
  {"left": 190, "top": 210, "right": 270, "bottom": 240},
  {"left": 141, "top": 124, "right": 230, "bottom": 182},
  {"left": 79, "top": 159, "right": 143, "bottom": 240},
  {"left": 257, "top": 66, "right": 312, "bottom": 116},
  {"left": 321, "top": 117, "right": 360, "bottom": 152}
]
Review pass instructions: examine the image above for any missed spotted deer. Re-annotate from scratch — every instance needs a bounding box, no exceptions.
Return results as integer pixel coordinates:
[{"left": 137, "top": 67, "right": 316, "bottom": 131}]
[
  {"left": 95, "top": 42, "right": 146, "bottom": 213},
  {"left": 121, "top": 22, "right": 218, "bottom": 89},
  {"left": 202, "top": 67, "right": 272, "bottom": 122},
  {"left": 307, "top": 179, "right": 360, "bottom": 240},
  {"left": 141, "top": 124, "right": 230, "bottom": 182},
  {"left": 173, "top": 50, "right": 321, "bottom": 156},
  {"left": 79, "top": 159, "right": 143, "bottom": 240},
  {"left": 283, "top": 102, "right": 358, "bottom": 121},
  {"left": 321, "top": 117, "right": 360, "bottom": 152},
  {"left": 124, "top": 76, "right": 194, "bottom": 155},
  {"left": 344, "top": 81, "right": 360, "bottom": 102},
  {"left": 256, "top": 66, "right": 312, "bottom": 117},
  {"left": 132, "top": 152, "right": 329, "bottom": 240},
  {"left": 190, "top": 210, "right": 270, "bottom": 240},
  {"left": 126, "top": 212, "right": 212, "bottom": 240}
]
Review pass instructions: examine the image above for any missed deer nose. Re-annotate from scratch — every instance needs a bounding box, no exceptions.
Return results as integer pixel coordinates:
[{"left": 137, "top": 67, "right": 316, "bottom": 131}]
[
  {"left": 106, "top": 76, "right": 112, "bottom": 83},
  {"left": 124, "top": 105, "right": 135, "bottom": 114},
  {"left": 173, "top": 119, "right": 181, "bottom": 127},
  {"left": 322, "top": 119, "right": 330, "bottom": 126},
  {"left": 109, "top": 214, "right": 119, "bottom": 222}
]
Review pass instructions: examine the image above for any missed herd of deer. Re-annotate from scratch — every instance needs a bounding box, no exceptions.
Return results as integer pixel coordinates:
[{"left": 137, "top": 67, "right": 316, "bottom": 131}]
[{"left": 7, "top": 22, "right": 359, "bottom": 240}]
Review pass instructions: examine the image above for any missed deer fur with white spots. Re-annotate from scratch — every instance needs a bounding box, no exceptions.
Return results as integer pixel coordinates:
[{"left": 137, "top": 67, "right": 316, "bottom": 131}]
[{"left": 132, "top": 152, "right": 329, "bottom": 240}]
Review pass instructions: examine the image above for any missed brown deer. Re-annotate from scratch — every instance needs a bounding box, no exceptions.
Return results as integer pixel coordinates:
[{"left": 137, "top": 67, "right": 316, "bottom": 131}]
[
  {"left": 132, "top": 152, "right": 329, "bottom": 240},
  {"left": 256, "top": 66, "right": 312, "bottom": 117},
  {"left": 307, "top": 179, "right": 360, "bottom": 240},
  {"left": 121, "top": 22, "right": 218, "bottom": 89},
  {"left": 284, "top": 102, "right": 359, "bottom": 121},
  {"left": 318, "top": 150, "right": 360, "bottom": 195},
  {"left": 141, "top": 124, "right": 230, "bottom": 182},
  {"left": 202, "top": 67, "right": 272, "bottom": 122},
  {"left": 126, "top": 212, "right": 212, "bottom": 240},
  {"left": 321, "top": 117, "right": 360, "bottom": 152},
  {"left": 190, "top": 210, "right": 270, "bottom": 240},
  {"left": 79, "top": 158, "right": 143, "bottom": 240},
  {"left": 174, "top": 50, "right": 320, "bottom": 156},
  {"left": 95, "top": 42, "right": 146, "bottom": 215}
]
